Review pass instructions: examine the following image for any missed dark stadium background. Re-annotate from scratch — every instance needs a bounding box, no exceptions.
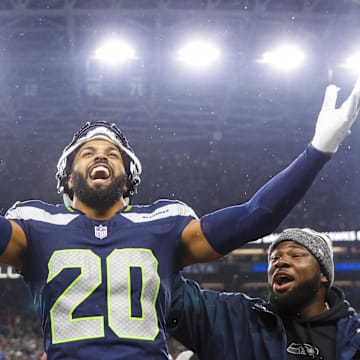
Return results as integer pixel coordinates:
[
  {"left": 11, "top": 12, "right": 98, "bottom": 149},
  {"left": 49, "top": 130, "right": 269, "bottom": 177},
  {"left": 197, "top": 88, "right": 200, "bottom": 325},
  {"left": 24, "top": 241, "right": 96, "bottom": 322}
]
[{"left": 0, "top": 0, "right": 360, "bottom": 357}]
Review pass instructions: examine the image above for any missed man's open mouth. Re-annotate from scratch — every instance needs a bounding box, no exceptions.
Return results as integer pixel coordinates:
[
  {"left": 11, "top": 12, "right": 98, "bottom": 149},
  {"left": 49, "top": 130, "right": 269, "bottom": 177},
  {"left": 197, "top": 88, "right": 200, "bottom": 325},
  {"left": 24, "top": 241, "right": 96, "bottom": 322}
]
[
  {"left": 89, "top": 165, "right": 111, "bottom": 181},
  {"left": 273, "top": 273, "right": 295, "bottom": 292}
]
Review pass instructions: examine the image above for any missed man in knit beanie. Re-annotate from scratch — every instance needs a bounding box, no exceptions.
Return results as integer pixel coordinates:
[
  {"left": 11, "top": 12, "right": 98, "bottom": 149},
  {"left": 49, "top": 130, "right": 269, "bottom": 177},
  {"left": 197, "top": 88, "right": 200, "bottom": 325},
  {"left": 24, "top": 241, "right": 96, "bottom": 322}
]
[
  {"left": 267, "top": 228, "right": 335, "bottom": 316},
  {"left": 269, "top": 228, "right": 334, "bottom": 286},
  {"left": 169, "top": 227, "right": 360, "bottom": 359}
]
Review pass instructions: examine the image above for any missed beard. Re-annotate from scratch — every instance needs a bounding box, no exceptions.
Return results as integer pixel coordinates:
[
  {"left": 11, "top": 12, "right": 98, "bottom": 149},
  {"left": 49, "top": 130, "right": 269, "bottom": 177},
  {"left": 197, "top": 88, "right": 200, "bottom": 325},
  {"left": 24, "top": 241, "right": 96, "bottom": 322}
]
[
  {"left": 71, "top": 170, "right": 127, "bottom": 210},
  {"left": 268, "top": 275, "right": 321, "bottom": 316}
]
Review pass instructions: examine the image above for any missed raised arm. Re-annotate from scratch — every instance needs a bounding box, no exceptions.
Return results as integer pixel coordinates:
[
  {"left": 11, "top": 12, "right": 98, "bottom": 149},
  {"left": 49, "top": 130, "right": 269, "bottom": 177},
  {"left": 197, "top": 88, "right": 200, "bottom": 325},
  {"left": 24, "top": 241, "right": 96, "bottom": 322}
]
[
  {"left": 0, "top": 217, "right": 27, "bottom": 269},
  {"left": 179, "top": 76, "right": 360, "bottom": 267}
]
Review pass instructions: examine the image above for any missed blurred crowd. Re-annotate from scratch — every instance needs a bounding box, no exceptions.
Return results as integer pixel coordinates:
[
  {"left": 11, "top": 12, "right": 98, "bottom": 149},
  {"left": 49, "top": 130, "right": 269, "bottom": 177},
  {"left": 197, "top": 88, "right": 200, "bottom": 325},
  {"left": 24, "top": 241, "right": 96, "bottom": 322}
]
[{"left": 0, "top": 309, "right": 43, "bottom": 360}]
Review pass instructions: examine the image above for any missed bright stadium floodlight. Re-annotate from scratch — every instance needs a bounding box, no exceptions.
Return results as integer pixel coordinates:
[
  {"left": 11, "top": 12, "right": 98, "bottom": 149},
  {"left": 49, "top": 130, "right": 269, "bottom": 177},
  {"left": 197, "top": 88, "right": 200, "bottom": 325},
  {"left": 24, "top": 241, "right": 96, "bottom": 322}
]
[
  {"left": 94, "top": 39, "right": 137, "bottom": 65},
  {"left": 340, "top": 53, "right": 360, "bottom": 74},
  {"left": 258, "top": 45, "right": 305, "bottom": 71},
  {"left": 176, "top": 40, "right": 221, "bottom": 68}
]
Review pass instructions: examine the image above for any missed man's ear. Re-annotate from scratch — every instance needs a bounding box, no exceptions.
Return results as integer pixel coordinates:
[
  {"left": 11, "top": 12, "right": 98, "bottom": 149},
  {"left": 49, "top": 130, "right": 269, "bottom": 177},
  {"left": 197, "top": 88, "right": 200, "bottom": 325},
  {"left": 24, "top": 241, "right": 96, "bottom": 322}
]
[
  {"left": 67, "top": 174, "right": 73, "bottom": 191},
  {"left": 320, "top": 273, "right": 329, "bottom": 286}
]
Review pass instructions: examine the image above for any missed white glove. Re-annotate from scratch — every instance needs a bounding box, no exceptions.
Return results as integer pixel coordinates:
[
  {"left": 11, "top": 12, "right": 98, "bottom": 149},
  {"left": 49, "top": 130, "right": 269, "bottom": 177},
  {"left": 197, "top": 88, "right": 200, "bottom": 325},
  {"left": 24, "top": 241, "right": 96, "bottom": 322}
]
[{"left": 311, "top": 75, "right": 360, "bottom": 154}]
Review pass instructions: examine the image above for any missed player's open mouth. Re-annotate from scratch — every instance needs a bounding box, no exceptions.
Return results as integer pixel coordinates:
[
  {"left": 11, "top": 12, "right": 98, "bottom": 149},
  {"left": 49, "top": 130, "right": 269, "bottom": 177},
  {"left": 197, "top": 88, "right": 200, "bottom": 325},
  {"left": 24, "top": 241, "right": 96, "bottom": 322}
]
[
  {"left": 89, "top": 165, "right": 112, "bottom": 183},
  {"left": 273, "top": 273, "right": 294, "bottom": 292}
]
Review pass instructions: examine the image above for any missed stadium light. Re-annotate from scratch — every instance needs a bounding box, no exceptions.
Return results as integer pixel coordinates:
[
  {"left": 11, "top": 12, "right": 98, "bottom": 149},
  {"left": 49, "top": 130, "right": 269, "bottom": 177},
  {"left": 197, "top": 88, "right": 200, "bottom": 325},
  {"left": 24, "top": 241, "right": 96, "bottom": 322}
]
[
  {"left": 176, "top": 40, "right": 221, "bottom": 68},
  {"left": 94, "top": 39, "right": 137, "bottom": 65},
  {"left": 340, "top": 53, "right": 360, "bottom": 74},
  {"left": 258, "top": 45, "right": 305, "bottom": 71}
]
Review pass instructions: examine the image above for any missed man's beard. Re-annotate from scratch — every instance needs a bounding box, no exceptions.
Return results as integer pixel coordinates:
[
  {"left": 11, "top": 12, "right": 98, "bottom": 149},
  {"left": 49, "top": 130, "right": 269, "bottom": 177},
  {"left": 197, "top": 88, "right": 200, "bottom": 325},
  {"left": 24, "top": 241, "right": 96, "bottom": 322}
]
[
  {"left": 71, "top": 170, "right": 127, "bottom": 210},
  {"left": 268, "top": 275, "right": 321, "bottom": 316}
]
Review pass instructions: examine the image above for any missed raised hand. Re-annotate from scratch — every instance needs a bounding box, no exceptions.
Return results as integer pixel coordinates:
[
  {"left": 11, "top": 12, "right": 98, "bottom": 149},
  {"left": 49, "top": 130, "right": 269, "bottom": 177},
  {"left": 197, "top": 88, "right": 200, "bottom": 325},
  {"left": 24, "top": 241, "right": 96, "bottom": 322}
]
[{"left": 311, "top": 75, "right": 360, "bottom": 154}]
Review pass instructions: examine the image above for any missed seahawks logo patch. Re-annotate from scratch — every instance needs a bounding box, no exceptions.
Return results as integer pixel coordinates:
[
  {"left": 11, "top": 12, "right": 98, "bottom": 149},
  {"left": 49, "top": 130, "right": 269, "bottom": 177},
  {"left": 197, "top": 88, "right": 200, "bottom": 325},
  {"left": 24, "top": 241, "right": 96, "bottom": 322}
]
[{"left": 287, "top": 342, "right": 319, "bottom": 357}]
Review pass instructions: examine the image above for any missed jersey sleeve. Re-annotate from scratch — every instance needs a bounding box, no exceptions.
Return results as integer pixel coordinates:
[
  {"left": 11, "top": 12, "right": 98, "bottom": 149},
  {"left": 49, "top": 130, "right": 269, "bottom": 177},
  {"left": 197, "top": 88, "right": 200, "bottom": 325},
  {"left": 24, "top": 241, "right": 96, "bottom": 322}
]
[
  {"left": 5, "top": 201, "right": 31, "bottom": 238},
  {"left": 173, "top": 200, "right": 198, "bottom": 232},
  {"left": 146, "top": 199, "right": 198, "bottom": 236}
]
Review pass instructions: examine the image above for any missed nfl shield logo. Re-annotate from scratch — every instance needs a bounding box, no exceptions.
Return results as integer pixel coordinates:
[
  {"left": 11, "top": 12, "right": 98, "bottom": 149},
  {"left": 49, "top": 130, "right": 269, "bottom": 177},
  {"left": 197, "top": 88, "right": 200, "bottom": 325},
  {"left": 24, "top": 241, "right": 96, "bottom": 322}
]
[{"left": 94, "top": 225, "right": 108, "bottom": 239}]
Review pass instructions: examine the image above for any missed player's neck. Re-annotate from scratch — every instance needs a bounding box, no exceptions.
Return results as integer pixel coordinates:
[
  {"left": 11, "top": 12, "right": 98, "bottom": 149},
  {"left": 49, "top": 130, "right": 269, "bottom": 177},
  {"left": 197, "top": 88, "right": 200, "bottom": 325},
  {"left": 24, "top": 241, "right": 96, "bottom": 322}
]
[{"left": 72, "top": 197, "right": 126, "bottom": 220}]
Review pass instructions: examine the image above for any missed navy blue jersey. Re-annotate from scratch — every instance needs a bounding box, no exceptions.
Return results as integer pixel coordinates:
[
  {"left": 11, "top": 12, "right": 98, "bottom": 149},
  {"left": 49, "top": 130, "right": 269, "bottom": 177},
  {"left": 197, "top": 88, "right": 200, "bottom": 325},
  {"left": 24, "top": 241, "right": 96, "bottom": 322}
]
[{"left": 6, "top": 199, "right": 196, "bottom": 359}]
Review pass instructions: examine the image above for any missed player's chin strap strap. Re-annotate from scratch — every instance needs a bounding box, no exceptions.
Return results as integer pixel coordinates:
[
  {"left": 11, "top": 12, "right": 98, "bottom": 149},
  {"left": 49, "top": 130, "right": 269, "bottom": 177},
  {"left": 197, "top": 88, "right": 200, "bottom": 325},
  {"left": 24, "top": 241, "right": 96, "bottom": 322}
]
[{"left": 62, "top": 193, "right": 73, "bottom": 208}]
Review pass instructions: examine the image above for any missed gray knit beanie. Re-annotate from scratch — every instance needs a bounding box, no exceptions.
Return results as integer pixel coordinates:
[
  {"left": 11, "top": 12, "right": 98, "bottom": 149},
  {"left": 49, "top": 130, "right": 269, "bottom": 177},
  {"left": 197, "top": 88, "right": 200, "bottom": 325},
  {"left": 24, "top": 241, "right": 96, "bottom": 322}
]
[{"left": 268, "top": 228, "right": 334, "bottom": 287}]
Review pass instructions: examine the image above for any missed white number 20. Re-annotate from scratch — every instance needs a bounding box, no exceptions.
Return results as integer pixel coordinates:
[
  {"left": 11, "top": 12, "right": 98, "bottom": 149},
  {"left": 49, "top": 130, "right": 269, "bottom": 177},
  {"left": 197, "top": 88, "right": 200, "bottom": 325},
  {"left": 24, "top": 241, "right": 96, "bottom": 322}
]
[{"left": 47, "top": 248, "right": 160, "bottom": 344}]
